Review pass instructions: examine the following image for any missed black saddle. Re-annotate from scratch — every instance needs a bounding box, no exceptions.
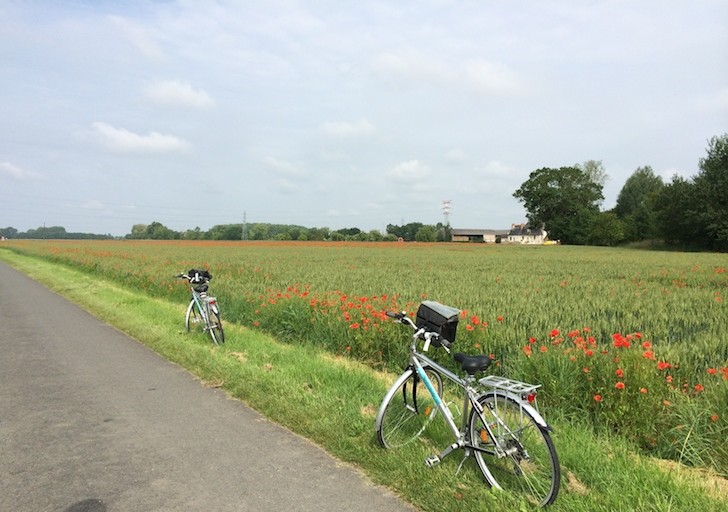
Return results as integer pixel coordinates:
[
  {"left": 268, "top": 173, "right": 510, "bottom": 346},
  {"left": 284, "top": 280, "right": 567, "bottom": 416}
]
[{"left": 454, "top": 353, "right": 492, "bottom": 375}]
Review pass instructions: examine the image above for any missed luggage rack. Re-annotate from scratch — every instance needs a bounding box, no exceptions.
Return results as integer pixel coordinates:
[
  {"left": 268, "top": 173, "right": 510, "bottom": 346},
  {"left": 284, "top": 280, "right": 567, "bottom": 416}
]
[{"left": 478, "top": 375, "right": 541, "bottom": 395}]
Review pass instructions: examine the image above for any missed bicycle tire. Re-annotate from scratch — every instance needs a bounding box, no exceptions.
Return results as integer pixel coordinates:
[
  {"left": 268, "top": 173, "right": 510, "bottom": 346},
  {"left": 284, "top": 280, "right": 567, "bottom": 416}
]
[
  {"left": 375, "top": 366, "right": 443, "bottom": 449},
  {"left": 209, "top": 309, "right": 225, "bottom": 345},
  {"left": 469, "top": 393, "right": 560, "bottom": 507},
  {"left": 185, "top": 300, "right": 200, "bottom": 333}
]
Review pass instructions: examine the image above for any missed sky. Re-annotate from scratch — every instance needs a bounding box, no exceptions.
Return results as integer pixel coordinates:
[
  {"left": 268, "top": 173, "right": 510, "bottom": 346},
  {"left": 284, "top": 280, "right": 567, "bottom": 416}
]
[{"left": 1, "top": 0, "right": 727, "bottom": 237}]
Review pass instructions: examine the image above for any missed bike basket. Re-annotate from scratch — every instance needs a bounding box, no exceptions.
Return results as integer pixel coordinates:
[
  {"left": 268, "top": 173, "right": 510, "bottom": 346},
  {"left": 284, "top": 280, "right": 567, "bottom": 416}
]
[{"left": 415, "top": 301, "right": 460, "bottom": 345}]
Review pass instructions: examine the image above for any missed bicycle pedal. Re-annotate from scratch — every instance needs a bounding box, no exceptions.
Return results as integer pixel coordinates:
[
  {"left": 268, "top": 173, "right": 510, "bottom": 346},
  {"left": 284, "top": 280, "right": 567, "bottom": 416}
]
[{"left": 424, "top": 455, "right": 441, "bottom": 468}]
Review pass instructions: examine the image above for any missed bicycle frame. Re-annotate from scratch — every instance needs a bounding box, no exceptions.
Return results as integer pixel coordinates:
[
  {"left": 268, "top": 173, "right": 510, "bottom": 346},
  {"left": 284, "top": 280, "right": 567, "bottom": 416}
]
[{"left": 407, "top": 327, "right": 549, "bottom": 468}]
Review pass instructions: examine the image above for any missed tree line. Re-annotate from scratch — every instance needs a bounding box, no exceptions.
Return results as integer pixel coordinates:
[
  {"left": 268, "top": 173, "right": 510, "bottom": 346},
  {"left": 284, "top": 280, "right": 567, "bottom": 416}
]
[
  {"left": 3, "top": 134, "right": 724, "bottom": 251},
  {"left": 513, "top": 133, "right": 728, "bottom": 252},
  {"left": 123, "top": 221, "right": 452, "bottom": 242}
]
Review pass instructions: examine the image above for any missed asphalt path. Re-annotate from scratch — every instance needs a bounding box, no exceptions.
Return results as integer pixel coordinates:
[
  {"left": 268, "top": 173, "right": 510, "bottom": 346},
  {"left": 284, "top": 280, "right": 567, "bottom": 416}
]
[{"left": 0, "top": 262, "right": 415, "bottom": 512}]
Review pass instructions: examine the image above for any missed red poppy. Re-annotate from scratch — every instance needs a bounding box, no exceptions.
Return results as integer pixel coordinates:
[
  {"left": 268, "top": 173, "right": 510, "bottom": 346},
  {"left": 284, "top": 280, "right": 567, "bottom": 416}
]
[
  {"left": 593, "top": 394, "right": 603, "bottom": 402},
  {"left": 640, "top": 388, "right": 648, "bottom": 394},
  {"left": 615, "top": 382, "right": 625, "bottom": 390},
  {"left": 615, "top": 369, "right": 624, "bottom": 378},
  {"left": 549, "top": 329, "right": 560, "bottom": 338}
]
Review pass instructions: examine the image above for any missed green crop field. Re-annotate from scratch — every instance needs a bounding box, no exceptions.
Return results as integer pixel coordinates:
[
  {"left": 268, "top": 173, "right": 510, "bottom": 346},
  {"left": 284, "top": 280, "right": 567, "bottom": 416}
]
[{"left": 3, "top": 240, "right": 727, "bottom": 496}]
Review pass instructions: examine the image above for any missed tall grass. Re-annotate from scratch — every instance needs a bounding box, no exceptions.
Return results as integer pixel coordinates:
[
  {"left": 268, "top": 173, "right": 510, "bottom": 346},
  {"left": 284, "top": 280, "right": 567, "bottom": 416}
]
[{"left": 3, "top": 240, "right": 727, "bottom": 476}]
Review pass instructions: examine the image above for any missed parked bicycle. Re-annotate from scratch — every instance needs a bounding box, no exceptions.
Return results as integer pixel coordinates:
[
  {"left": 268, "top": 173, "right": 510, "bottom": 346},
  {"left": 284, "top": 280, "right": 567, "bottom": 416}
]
[
  {"left": 375, "top": 301, "right": 560, "bottom": 507},
  {"left": 176, "top": 269, "right": 225, "bottom": 345}
]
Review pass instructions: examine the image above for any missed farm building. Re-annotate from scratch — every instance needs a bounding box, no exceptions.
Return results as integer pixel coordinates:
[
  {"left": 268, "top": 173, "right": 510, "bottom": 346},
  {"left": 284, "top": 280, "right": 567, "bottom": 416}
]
[
  {"left": 507, "top": 224, "right": 548, "bottom": 244},
  {"left": 452, "top": 225, "right": 550, "bottom": 244},
  {"left": 451, "top": 228, "right": 509, "bottom": 243}
]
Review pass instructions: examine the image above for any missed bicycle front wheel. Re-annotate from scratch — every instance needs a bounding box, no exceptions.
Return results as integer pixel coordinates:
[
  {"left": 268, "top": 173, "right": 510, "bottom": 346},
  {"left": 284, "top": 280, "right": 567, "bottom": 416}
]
[
  {"left": 375, "top": 366, "right": 443, "bottom": 449},
  {"left": 185, "top": 300, "right": 200, "bottom": 333},
  {"left": 469, "top": 393, "right": 560, "bottom": 507}
]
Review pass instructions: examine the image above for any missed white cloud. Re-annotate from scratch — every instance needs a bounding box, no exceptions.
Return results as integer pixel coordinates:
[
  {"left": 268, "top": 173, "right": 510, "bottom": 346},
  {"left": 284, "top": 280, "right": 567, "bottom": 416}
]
[
  {"left": 463, "top": 60, "right": 521, "bottom": 94},
  {"left": 386, "top": 160, "right": 431, "bottom": 182},
  {"left": 446, "top": 148, "right": 466, "bottom": 163},
  {"left": 0, "top": 162, "right": 41, "bottom": 180},
  {"left": 371, "top": 49, "right": 521, "bottom": 94},
  {"left": 144, "top": 80, "right": 216, "bottom": 109},
  {"left": 262, "top": 156, "right": 304, "bottom": 176},
  {"left": 109, "top": 15, "right": 165, "bottom": 60},
  {"left": 322, "top": 119, "right": 375, "bottom": 138},
  {"left": 92, "top": 122, "right": 189, "bottom": 153},
  {"left": 81, "top": 200, "right": 106, "bottom": 210}
]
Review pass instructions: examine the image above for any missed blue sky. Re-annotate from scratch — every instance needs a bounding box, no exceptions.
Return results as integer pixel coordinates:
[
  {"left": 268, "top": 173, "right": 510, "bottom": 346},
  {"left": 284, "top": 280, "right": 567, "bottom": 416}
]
[{"left": 1, "top": 0, "right": 727, "bottom": 236}]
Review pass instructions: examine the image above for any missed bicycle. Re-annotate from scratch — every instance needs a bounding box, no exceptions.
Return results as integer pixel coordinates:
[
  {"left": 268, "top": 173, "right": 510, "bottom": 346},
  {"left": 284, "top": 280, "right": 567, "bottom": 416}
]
[
  {"left": 176, "top": 269, "right": 225, "bottom": 345},
  {"left": 375, "top": 301, "right": 560, "bottom": 507}
]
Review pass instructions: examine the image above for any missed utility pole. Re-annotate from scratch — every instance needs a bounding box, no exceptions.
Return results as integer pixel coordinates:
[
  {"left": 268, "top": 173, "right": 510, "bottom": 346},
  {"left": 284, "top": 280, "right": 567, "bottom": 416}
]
[
  {"left": 242, "top": 210, "right": 248, "bottom": 241},
  {"left": 442, "top": 200, "right": 452, "bottom": 226}
]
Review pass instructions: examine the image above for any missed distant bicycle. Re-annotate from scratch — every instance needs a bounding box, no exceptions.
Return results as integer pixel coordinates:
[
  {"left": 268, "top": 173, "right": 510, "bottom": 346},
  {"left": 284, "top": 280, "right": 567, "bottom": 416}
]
[
  {"left": 176, "top": 269, "right": 224, "bottom": 345},
  {"left": 375, "top": 301, "right": 560, "bottom": 507}
]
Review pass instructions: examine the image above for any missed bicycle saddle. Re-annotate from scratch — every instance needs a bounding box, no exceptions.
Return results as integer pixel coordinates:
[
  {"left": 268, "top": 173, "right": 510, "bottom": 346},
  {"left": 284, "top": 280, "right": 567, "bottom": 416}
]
[{"left": 454, "top": 353, "right": 492, "bottom": 375}]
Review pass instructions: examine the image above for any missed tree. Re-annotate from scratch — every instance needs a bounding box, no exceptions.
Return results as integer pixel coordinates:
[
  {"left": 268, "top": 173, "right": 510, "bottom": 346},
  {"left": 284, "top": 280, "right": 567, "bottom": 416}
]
[
  {"left": 146, "top": 221, "right": 179, "bottom": 240},
  {"left": 513, "top": 166, "right": 604, "bottom": 245},
  {"left": 577, "top": 160, "right": 608, "bottom": 189},
  {"left": 415, "top": 225, "right": 437, "bottom": 242},
  {"left": 127, "top": 224, "right": 148, "bottom": 239},
  {"left": 693, "top": 134, "right": 728, "bottom": 251},
  {"left": 614, "top": 166, "right": 664, "bottom": 242},
  {"left": 0, "top": 227, "right": 18, "bottom": 238},
  {"left": 654, "top": 175, "right": 697, "bottom": 246},
  {"left": 587, "top": 211, "right": 625, "bottom": 246}
]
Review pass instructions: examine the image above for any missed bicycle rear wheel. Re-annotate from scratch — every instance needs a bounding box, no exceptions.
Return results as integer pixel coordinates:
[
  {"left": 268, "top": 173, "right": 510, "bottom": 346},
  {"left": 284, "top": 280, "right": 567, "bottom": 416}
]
[
  {"left": 375, "top": 366, "right": 443, "bottom": 449},
  {"left": 469, "top": 393, "right": 560, "bottom": 507},
  {"left": 208, "top": 309, "right": 225, "bottom": 345}
]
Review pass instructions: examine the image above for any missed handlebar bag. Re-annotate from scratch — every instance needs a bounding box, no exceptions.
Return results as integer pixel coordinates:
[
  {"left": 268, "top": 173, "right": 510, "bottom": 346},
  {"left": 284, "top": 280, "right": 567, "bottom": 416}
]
[
  {"left": 188, "top": 269, "right": 212, "bottom": 283},
  {"left": 416, "top": 301, "right": 460, "bottom": 346}
]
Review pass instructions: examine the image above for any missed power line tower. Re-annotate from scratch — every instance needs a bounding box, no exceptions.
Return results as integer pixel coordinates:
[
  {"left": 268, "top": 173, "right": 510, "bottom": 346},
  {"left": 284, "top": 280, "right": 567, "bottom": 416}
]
[
  {"left": 242, "top": 210, "right": 248, "bottom": 241},
  {"left": 442, "top": 200, "right": 452, "bottom": 226}
]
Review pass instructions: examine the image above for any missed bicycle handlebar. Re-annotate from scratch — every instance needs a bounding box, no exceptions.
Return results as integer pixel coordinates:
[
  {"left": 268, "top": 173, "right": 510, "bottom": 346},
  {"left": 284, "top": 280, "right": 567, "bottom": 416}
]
[{"left": 385, "top": 310, "right": 451, "bottom": 352}]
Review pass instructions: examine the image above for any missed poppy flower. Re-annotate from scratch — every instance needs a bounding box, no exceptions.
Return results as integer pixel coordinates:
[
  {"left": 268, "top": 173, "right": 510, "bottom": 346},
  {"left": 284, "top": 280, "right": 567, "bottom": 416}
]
[
  {"left": 593, "top": 395, "right": 603, "bottom": 402},
  {"left": 615, "top": 382, "right": 625, "bottom": 390}
]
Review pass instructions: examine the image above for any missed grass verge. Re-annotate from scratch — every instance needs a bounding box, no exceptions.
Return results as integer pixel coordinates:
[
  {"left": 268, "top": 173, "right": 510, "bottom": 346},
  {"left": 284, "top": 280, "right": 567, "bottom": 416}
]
[{"left": 2, "top": 249, "right": 727, "bottom": 512}]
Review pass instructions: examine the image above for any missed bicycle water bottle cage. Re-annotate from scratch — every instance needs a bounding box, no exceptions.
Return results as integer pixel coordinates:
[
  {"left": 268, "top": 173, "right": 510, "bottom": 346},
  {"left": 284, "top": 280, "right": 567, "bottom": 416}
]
[
  {"left": 454, "top": 353, "right": 492, "bottom": 375},
  {"left": 415, "top": 301, "right": 460, "bottom": 346}
]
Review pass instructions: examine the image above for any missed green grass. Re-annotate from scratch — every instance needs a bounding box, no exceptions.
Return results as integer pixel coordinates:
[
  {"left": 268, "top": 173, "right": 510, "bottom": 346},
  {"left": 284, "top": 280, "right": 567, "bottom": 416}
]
[{"left": 2, "top": 247, "right": 727, "bottom": 511}]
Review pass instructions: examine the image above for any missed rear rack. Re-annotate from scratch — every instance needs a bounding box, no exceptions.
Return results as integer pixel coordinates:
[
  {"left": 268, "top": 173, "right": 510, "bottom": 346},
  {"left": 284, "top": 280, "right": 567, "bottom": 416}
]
[{"left": 478, "top": 375, "right": 541, "bottom": 395}]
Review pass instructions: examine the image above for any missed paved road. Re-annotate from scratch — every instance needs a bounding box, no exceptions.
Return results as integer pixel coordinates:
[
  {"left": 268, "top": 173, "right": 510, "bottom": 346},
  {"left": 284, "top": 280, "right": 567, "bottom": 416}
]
[{"left": 0, "top": 262, "right": 415, "bottom": 512}]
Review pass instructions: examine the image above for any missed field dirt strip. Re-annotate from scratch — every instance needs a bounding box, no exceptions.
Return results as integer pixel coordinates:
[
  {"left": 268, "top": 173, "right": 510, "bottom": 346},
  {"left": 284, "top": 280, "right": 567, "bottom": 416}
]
[{"left": 0, "top": 261, "right": 415, "bottom": 512}]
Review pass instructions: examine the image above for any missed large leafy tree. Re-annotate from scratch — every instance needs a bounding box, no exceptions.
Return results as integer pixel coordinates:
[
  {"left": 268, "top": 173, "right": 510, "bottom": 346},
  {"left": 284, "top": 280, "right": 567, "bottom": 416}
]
[
  {"left": 513, "top": 166, "right": 604, "bottom": 244},
  {"left": 614, "top": 166, "right": 664, "bottom": 242},
  {"left": 693, "top": 134, "right": 728, "bottom": 251}
]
